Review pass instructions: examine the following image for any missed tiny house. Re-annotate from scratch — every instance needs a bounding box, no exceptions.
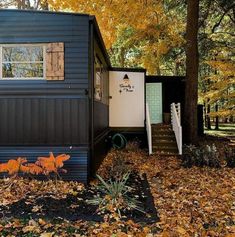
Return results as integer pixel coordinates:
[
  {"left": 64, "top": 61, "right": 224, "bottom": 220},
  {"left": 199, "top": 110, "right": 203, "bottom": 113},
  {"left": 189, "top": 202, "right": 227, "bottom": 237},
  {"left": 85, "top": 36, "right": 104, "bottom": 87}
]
[
  {"left": 0, "top": 9, "right": 184, "bottom": 182},
  {"left": 0, "top": 9, "right": 112, "bottom": 182}
]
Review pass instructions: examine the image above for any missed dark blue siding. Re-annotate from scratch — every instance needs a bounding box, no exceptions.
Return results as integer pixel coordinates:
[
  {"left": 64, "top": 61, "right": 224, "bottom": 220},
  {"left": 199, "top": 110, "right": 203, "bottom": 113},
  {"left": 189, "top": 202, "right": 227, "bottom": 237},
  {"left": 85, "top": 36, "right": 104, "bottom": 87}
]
[
  {"left": 0, "top": 10, "right": 89, "bottom": 95},
  {"left": 0, "top": 10, "right": 90, "bottom": 144},
  {"left": 0, "top": 97, "right": 88, "bottom": 145},
  {"left": 0, "top": 10, "right": 91, "bottom": 181}
]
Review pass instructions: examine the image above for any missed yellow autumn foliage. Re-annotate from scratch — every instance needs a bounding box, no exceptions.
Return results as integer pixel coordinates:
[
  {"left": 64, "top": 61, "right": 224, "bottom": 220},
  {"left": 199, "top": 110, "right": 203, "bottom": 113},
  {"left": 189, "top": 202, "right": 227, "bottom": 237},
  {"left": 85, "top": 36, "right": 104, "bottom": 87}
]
[
  {"left": 47, "top": 0, "right": 185, "bottom": 74},
  {"left": 201, "top": 47, "right": 235, "bottom": 118}
]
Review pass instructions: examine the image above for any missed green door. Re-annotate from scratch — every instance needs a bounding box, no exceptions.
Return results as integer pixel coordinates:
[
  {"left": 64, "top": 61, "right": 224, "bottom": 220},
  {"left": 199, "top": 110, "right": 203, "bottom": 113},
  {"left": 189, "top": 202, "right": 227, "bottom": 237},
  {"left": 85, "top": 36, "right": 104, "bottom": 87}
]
[{"left": 146, "top": 83, "right": 162, "bottom": 124}]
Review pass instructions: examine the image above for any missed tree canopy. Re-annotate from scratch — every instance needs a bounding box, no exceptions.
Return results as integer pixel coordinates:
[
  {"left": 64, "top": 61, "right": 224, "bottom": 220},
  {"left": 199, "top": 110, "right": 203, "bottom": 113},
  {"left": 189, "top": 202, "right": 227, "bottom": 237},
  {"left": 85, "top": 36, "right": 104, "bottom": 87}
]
[{"left": 46, "top": 0, "right": 185, "bottom": 75}]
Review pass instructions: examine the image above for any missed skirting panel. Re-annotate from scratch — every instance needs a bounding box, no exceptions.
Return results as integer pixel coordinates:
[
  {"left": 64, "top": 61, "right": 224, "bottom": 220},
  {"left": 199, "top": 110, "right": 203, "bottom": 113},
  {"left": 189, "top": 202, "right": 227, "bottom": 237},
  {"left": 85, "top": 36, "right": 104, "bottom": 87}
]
[{"left": 0, "top": 146, "right": 89, "bottom": 182}]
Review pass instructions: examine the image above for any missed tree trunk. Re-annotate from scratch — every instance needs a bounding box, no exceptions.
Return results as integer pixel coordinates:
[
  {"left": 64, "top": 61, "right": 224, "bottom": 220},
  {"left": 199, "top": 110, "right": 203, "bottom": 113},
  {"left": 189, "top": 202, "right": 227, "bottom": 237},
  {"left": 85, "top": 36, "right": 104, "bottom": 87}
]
[
  {"left": 206, "top": 102, "right": 211, "bottom": 129},
  {"left": 215, "top": 103, "right": 219, "bottom": 130},
  {"left": 184, "top": 0, "right": 200, "bottom": 144},
  {"left": 119, "top": 47, "right": 125, "bottom": 68}
]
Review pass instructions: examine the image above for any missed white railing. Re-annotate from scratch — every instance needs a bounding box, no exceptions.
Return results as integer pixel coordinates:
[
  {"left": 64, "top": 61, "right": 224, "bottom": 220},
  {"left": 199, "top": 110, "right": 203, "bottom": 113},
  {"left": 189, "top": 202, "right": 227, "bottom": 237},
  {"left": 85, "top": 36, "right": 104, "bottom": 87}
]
[
  {"left": 171, "top": 103, "right": 182, "bottom": 155},
  {"left": 146, "top": 103, "right": 152, "bottom": 155}
]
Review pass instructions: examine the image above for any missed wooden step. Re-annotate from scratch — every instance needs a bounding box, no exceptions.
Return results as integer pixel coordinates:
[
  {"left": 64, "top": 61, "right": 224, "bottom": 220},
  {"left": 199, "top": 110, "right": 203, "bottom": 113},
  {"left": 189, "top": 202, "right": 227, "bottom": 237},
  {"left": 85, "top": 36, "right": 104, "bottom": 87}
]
[
  {"left": 151, "top": 123, "right": 179, "bottom": 155},
  {"left": 152, "top": 129, "right": 175, "bottom": 136},
  {"left": 152, "top": 140, "right": 177, "bottom": 147},
  {"left": 154, "top": 151, "right": 179, "bottom": 156},
  {"left": 151, "top": 124, "right": 172, "bottom": 128},
  {"left": 152, "top": 134, "right": 175, "bottom": 139},
  {"left": 153, "top": 145, "right": 178, "bottom": 151},
  {"left": 152, "top": 125, "right": 172, "bottom": 129}
]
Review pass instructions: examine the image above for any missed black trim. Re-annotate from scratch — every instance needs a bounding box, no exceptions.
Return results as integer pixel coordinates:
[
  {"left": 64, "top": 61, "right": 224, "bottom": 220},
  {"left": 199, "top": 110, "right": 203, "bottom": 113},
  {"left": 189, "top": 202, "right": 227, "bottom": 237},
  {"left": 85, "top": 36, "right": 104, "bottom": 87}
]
[
  {"left": 146, "top": 75, "right": 185, "bottom": 83},
  {"left": 110, "top": 127, "right": 145, "bottom": 132},
  {"left": 110, "top": 67, "right": 146, "bottom": 72}
]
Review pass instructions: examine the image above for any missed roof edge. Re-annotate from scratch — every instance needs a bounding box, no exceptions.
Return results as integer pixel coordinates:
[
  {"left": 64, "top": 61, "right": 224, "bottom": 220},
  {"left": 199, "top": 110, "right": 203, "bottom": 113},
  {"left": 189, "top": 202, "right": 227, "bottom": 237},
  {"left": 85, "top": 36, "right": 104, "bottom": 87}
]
[
  {"left": 110, "top": 67, "right": 146, "bottom": 73},
  {"left": 0, "top": 8, "right": 90, "bottom": 17}
]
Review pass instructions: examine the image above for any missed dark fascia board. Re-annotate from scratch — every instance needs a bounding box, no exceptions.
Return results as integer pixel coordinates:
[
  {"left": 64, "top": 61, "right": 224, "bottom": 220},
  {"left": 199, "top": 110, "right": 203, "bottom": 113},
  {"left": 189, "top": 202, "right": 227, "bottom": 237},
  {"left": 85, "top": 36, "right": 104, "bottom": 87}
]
[
  {"left": 0, "top": 8, "right": 89, "bottom": 17},
  {"left": 146, "top": 75, "right": 185, "bottom": 83},
  {"left": 110, "top": 67, "right": 146, "bottom": 73},
  {"left": 89, "top": 16, "right": 112, "bottom": 68}
]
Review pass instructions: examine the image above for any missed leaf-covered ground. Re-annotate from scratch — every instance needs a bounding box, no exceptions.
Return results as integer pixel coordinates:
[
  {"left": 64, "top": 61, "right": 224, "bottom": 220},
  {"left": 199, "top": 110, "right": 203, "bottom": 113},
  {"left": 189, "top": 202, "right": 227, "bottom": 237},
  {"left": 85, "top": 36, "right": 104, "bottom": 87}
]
[
  {"left": 1, "top": 138, "right": 235, "bottom": 236},
  {"left": 205, "top": 123, "right": 235, "bottom": 140}
]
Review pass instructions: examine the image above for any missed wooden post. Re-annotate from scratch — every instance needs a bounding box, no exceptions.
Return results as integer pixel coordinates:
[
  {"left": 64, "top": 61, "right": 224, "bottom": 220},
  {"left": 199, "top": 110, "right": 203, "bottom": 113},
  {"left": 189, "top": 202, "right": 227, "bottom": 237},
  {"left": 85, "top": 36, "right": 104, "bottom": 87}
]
[{"left": 184, "top": 0, "right": 199, "bottom": 144}]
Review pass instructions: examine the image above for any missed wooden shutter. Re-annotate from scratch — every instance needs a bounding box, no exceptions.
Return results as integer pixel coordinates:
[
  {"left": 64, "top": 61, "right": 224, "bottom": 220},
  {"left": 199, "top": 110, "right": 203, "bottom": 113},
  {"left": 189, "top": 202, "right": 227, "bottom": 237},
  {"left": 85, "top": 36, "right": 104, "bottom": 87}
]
[{"left": 46, "top": 42, "right": 64, "bottom": 80}]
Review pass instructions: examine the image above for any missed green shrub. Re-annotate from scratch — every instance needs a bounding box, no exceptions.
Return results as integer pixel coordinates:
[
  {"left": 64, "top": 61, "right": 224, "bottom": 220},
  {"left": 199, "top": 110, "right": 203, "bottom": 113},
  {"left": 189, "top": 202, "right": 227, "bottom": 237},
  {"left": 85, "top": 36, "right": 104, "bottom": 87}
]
[
  {"left": 225, "top": 146, "right": 235, "bottom": 167},
  {"left": 87, "top": 173, "right": 144, "bottom": 219},
  {"left": 182, "top": 144, "right": 220, "bottom": 168}
]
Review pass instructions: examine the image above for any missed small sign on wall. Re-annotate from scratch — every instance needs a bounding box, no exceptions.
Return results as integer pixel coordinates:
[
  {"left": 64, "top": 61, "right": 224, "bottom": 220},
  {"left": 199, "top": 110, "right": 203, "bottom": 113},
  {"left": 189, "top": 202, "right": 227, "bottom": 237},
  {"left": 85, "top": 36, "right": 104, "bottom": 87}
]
[{"left": 119, "top": 74, "right": 135, "bottom": 93}]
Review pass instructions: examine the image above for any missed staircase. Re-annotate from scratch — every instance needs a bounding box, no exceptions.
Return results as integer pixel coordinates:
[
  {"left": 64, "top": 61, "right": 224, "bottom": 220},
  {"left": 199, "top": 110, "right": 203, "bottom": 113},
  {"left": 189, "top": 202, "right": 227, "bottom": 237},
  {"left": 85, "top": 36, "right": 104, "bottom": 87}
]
[
  {"left": 146, "top": 103, "right": 182, "bottom": 156},
  {"left": 152, "top": 124, "right": 179, "bottom": 155}
]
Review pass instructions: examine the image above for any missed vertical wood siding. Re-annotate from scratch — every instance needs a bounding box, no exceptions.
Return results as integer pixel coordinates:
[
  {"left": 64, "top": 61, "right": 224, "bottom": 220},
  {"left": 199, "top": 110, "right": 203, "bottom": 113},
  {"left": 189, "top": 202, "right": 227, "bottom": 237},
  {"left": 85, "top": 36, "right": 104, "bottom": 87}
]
[{"left": 0, "top": 97, "right": 88, "bottom": 145}]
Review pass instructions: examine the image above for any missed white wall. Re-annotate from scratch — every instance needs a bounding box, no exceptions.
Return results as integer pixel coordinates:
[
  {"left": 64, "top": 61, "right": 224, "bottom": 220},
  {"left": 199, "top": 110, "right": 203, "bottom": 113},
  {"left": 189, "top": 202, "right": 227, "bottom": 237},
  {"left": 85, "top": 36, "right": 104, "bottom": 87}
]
[{"left": 109, "top": 71, "right": 145, "bottom": 127}]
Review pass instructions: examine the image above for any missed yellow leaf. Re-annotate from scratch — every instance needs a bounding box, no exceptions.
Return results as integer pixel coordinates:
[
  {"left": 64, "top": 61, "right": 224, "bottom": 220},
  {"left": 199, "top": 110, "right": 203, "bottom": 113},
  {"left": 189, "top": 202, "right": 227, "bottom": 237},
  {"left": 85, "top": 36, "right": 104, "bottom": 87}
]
[
  {"left": 40, "top": 233, "right": 54, "bottom": 237},
  {"left": 177, "top": 226, "right": 188, "bottom": 236},
  {"left": 38, "top": 218, "right": 47, "bottom": 226}
]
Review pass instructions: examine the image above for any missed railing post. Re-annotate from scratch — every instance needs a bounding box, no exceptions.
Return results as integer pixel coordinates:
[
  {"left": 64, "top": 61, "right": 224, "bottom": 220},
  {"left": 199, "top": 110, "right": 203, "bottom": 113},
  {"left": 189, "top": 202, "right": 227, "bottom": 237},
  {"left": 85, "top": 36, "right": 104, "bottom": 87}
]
[
  {"left": 170, "top": 102, "right": 182, "bottom": 155},
  {"left": 179, "top": 126, "right": 182, "bottom": 155},
  {"left": 146, "top": 103, "right": 152, "bottom": 155},
  {"left": 177, "top": 102, "right": 181, "bottom": 124},
  {"left": 171, "top": 103, "right": 175, "bottom": 125}
]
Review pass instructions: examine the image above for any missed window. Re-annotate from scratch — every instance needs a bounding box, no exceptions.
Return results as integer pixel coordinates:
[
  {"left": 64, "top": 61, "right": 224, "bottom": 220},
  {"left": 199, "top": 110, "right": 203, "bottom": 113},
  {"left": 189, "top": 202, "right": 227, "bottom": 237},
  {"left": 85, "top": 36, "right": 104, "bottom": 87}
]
[
  {"left": 94, "top": 57, "right": 103, "bottom": 100},
  {"left": 0, "top": 45, "right": 45, "bottom": 80}
]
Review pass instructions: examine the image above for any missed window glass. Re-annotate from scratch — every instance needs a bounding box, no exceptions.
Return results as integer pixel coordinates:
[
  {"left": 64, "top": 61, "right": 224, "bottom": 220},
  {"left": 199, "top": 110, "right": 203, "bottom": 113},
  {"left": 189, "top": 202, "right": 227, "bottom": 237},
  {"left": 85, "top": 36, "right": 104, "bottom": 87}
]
[
  {"left": 1, "top": 45, "right": 44, "bottom": 79},
  {"left": 3, "top": 63, "right": 43, "bottom": 78},
  {"left": 95, "top": 57, "right": 103, "bottom": 100},
  {"left": 3, "top": 46, "right": 43, "bottom": 62}
]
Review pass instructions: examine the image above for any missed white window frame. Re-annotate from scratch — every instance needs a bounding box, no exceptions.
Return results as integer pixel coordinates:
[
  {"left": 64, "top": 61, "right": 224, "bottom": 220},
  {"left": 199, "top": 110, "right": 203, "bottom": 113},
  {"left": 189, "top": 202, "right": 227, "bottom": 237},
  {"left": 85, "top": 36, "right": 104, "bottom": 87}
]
[{"left": 0, "top": 44, "right": 46, "bottom": 80}]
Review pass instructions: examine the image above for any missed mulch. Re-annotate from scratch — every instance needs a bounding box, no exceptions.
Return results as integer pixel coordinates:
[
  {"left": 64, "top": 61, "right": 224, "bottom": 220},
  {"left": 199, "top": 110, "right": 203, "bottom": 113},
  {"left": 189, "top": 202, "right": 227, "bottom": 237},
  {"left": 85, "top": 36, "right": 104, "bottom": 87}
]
[{"left": 0, "top": 173, "right": 158, "bottom": 224}]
